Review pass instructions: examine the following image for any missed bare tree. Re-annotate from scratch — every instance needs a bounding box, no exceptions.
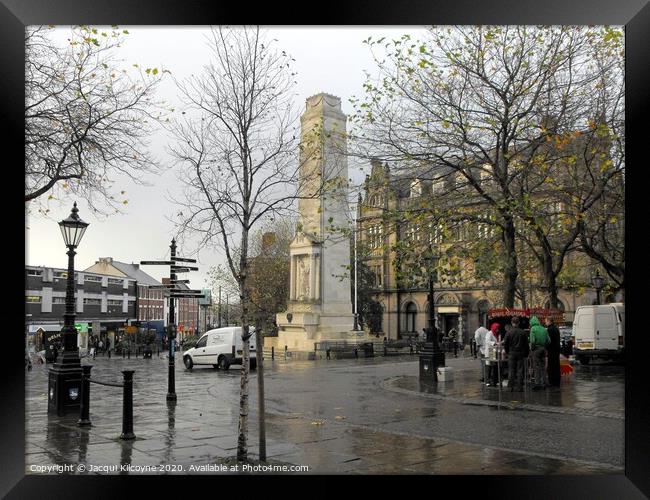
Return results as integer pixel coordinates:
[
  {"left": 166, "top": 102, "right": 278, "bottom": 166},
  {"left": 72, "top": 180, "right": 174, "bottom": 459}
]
[
  {"left": 25, "top": 25, "right": 168, "bottom": 215},
  {"left": 351, "top": 25, "right": 624, "bottom": 308},
  {"left": 168, "top": 26, "right": 314, "bottom": 462}
]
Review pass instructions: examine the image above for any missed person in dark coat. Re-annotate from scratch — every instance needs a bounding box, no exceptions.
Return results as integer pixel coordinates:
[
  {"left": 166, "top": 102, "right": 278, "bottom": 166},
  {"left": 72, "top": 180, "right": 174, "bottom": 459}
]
[
  {"left": 546, "top": 317, "right": 561, "bottom": 387},
  {"left": 503, "top": 316, "right": 529, "bottom": 392}
]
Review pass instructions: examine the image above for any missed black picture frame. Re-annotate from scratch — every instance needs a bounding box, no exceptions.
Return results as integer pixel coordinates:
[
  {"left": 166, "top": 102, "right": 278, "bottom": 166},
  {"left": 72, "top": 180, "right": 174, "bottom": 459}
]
[{"left": 5, "top": 1, "right": 648, "bottom": 497}]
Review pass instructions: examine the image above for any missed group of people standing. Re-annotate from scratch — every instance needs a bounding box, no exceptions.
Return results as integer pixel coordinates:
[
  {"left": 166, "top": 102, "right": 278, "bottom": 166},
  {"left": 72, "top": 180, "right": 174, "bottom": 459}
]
[
  {"left": 474, "top": 315, "right": 562, "bottom": 392},
  {"left": 88, "top": 335, "right": 110, "bottom": 359}
]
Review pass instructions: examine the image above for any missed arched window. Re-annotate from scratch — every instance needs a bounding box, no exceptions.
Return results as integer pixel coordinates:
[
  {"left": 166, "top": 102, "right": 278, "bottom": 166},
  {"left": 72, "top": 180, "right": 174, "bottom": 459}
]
[
  {"left": 405, "top": 302, "right": 417, "bottom": 333},
  {"left": 543, "top": 299, "right": 565, "bottom": 312}
]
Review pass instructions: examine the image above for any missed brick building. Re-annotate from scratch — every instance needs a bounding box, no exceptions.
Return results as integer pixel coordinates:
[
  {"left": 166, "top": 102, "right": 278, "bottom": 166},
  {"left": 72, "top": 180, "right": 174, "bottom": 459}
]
[{"left": 25, "top": 265, "right": 137, "bottom": 352}]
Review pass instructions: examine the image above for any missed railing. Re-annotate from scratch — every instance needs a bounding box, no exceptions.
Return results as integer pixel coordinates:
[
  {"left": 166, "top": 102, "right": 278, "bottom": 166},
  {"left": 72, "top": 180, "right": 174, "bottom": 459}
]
[{"left": 78, "top": 366, "right": 136, "bottom": 440}]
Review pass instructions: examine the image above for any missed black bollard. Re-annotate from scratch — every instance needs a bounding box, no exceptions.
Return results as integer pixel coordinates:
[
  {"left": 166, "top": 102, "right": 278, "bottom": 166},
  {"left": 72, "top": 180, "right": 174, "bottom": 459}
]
[
  {"left": 284, "top": 345, "right": 288, "bottom": 359},
  {"left": 120, "top": 370, "right": 136, "bottom": 440},
  {"left": 354, "top": 347, "right": 358, "bottom": 358},
  {"left": 108, "top": 349, "right": 111, "bottom": 359},
  {"left": 78, "top": 365, "right": 92, "bottom": 427},
  {"left": 128, "top": 349, "right": 130, "bottom": 359},
  {"left": 326, "top": 347, "right": 331, "bottom": 360},
  {"left": 123, "top": 349, "right": 125, "bottom": 359},
  {"left": 271, "top": 346, "right": 275, "bottom": 360}
]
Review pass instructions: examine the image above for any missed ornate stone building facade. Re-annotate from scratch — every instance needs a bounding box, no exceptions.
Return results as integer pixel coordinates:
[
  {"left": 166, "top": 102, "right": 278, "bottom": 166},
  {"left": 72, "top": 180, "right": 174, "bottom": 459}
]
[{"left": 356, "top": 159, "right": 621, "bottom": 345}]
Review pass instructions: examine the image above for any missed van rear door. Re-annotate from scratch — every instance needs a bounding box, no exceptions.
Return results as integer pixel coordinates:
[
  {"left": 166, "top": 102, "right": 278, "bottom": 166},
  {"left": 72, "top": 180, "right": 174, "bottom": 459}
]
[
  {"left": 574, "top": 309, "right": 595, "bottom": 351},
  {"left": 596, "top": 306, "right": 618, "bottom": 350}
]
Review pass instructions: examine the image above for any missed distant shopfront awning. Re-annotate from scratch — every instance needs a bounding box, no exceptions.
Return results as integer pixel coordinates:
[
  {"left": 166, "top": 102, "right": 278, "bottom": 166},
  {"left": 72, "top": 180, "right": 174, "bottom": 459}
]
[{"left": 28, "top": 324, "right": 62, "bottom": 334}]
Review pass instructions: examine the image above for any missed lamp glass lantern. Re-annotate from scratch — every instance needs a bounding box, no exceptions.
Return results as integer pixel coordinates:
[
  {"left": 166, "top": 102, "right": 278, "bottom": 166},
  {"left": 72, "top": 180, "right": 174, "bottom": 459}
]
[
  {"left": 592, "top": 271, "right": 605, "bottom": 291},
  {"left": 59, "top": 202, "right": 89, "bottom": 248}
]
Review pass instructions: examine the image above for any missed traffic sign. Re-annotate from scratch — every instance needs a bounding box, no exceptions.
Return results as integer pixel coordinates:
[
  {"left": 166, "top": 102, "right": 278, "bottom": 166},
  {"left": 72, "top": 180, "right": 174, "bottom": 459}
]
[
  {"left": 148, "top": 284, "right": 175, "bottom": 289},
  {"left": 140, "top": 260, "right": 174, "bottom": 265},
  {"left": 171, "top": 265, "right": 199, "bottom": 271},
  {"left": 171, "top": 257, "right": 197, "bottom": 263}
]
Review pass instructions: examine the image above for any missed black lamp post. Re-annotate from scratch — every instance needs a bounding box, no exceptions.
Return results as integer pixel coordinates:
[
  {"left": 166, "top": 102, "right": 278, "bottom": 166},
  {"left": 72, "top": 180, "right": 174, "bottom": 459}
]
[
  {"left": 419, "top": 251, "right": 445, "bottom": 382},
  {"left": 592, "top": 270, "right": 605, "bottom": 305},
  {"left": 48, "top": 202, "right": 89, "bottom": 416}
]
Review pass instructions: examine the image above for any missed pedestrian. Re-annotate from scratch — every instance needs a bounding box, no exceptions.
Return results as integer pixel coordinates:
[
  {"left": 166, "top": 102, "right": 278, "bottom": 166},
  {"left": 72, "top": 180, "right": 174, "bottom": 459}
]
[
  {"left": 474, "top": 325, "right": 489, "bottom": 382},
  {"left": 98, "top": 339, "right": 103, "bottom": 354},
  {"left": 503, "top": 316, "right": 529, "bottom": 391},
  {"left": 546, "top": 317, "right": 561, "bottom": 387},
  {"left": 529, "top": 316, "right": 550, "bottom": 390},
  {"left": 485, "top": 323, "right": 500, "bottom": 386}
]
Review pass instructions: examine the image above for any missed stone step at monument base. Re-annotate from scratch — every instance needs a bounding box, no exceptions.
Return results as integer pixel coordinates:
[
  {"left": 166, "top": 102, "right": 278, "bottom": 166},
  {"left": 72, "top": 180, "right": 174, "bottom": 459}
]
[{"left": 264, "top": 330, "right": 374, "bottom": 355}]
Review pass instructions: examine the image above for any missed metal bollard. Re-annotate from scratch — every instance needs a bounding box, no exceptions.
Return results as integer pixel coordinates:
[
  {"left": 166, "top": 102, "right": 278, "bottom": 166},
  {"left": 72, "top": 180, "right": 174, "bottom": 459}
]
[
  {"left": 128, "top": 349, "right": 130, "bottom": 359},
  {"left": 78, "top": 365, "right": 92, "bottom": 427},
  {"left": 326, "top": 347, "right": 331, "bottom": 360},
  {"left": 108, "top": 349, "right": 111, "bottom": 359},
  {"left": 123, "top": 349, "right": 125, "bottom": 359},
  {"left": 120, "top": 370, "right": 136, "bottom": 440},
  {"left": 271, "top": 346, "right": 274, "bottom": 360},
  {"left": 284, "top": 345, "right": 288, "bottom": 359},
  {"left": 354, "top": 347, "right": 358, "bottom": 358}
]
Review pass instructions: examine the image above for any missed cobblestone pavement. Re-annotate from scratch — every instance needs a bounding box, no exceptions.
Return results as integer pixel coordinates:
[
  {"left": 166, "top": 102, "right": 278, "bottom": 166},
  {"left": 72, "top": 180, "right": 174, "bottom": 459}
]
[{"left": 25, "top": 351, "right": 624, "bottom": 475}]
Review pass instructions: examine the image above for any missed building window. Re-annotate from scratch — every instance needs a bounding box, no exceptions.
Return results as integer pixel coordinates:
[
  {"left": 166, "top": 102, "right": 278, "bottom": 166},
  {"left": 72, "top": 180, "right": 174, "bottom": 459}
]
[
  {"left": 26, "top": 295, "right": 42, "bottom": 303},
  {"left": 410, "top": 179, "right": 422, "bottom": 198},
  {"left": 108, "top": 278, "right": 123, "bottom": 285},
  {"left": 108, "top": 300, "right": 122, "bottom": 306},
  {"left": 83, "top": 298, "right": 102, "bottom": 305},
  {"left": 54, "top": 271, "right": 68, "bottom": 279},
  {"left": 405, "top": 302, "right": 417, "bottom": 333},
  {"left": 367, "top": 224, "right": 383, "bottom": 250},
  {"left": 27, "top": 269, "right": 43, "bottom": 277},
  {"left": 52, "top": 297, "right": 66, "bottom": 304},
  {"left": 85, "top": 275, "right": 102, "bottom": 283}
]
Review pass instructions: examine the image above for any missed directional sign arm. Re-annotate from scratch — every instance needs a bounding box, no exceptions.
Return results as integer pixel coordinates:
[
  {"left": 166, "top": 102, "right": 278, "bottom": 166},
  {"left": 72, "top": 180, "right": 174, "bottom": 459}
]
[
  {"left": 140, "top": 261, "right": 174, "bottom": 265},
  {"left": 171, "top": 257, "right": 198, "bottom": 263}
]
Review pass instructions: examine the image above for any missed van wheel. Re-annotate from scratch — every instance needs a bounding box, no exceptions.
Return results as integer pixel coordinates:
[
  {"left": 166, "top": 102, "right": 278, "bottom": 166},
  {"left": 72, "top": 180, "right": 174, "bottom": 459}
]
[
  {"left": 250, "top": 358, "right": 257, "bottom": 370},
  {"left": 218, "top": 355, "right": 230, "bottom": 371},
  {"left": 212, "top": 364, "right": 219, "bottom": 370},
  {"left": 184, "top": 356, "right": 193, "bottom": 370}
]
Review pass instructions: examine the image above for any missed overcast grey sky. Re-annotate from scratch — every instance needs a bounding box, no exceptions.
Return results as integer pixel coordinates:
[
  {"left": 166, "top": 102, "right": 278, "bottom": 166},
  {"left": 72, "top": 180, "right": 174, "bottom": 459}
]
[{"left": 25, "top": 26, "right": 429, "bottom": 289}]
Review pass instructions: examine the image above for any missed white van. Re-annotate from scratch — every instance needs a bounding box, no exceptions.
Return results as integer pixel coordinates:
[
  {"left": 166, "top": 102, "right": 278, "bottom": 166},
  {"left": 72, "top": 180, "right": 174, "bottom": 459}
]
[
  {"left": 182, "top": 327, "right": 257, "bottom": 371},
  {"left": 572, "top": 303, "right": 624, "bottom": 364}
]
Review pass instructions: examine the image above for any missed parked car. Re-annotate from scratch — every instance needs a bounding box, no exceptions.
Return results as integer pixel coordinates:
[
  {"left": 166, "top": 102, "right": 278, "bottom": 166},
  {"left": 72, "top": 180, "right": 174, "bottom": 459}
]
[
  {"left": 182, "top": 326, "right": 257, "bottom": 371},
  {"left": 559, "top": 325, "right": 574, "bottom": 356}
]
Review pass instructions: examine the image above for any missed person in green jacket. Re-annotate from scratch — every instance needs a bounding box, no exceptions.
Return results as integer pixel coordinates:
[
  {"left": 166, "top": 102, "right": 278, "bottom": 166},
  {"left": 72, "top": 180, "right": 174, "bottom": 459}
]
[{"left": 529, "top": 316, "right": 550, "bottom": 390}]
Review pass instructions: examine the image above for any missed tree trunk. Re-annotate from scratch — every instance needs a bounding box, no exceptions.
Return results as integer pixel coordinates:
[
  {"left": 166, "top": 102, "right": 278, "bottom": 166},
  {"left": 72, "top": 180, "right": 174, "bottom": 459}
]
[
  {"left": 502, "top": 217, "right": 518, "bottom": 308},
  {"left": 256, "top": 326, "right": 266, "bottom": 461},
  {"left": 236, "top": 229, "right": 251, "bottom": 462}
]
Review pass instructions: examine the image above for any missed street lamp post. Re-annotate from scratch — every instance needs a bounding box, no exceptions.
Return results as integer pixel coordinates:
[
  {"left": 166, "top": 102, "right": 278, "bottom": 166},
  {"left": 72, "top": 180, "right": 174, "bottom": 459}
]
[
  {"left": 419, "top": 251, "right": 445, "bottom": 383},
  {"left": 48, "top": 202, "right": 89, "bottom": 416},
  {"left": 592, "top": 270, "right": 605, "bottom": 305}
]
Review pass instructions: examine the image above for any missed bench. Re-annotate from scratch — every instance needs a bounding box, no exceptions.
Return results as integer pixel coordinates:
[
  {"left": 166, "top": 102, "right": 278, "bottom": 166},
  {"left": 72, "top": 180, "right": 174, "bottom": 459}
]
[{"left": 315, "top": 341, "right": 375, "bottom": 359}]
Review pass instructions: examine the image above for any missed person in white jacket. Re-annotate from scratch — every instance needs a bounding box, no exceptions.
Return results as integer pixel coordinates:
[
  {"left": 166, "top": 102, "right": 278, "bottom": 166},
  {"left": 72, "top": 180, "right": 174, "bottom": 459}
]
[
  {"left": 485, "top": 323, "right": 502, "bottom": 386},
  {"left": 474, "top": 326, "right": 489, "bottom": 382}
]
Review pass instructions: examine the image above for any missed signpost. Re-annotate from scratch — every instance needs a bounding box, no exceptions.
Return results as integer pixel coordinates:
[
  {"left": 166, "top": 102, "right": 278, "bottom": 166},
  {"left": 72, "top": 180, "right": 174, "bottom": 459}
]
[{"left": 140, "top": 240, "right": 200, "bottom": 404}]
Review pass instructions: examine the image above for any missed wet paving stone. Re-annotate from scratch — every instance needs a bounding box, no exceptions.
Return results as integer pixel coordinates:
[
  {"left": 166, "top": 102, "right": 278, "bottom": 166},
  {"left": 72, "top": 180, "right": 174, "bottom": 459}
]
[{"left": 24, "top": 354, "right": 624, "bottom": 475}]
